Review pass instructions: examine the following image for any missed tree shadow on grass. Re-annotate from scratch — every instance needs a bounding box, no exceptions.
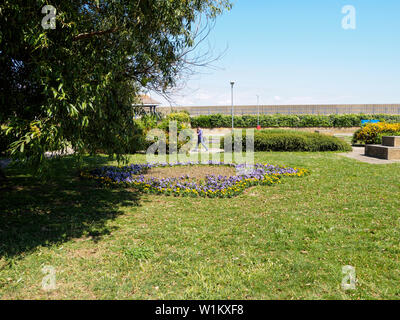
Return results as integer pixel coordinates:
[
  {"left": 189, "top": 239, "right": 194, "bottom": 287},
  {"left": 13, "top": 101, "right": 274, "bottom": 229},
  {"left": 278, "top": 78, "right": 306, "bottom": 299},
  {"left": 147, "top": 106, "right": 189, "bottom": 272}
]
[{"left": 0, "top": 155, "right": 141, "bottom": 259}]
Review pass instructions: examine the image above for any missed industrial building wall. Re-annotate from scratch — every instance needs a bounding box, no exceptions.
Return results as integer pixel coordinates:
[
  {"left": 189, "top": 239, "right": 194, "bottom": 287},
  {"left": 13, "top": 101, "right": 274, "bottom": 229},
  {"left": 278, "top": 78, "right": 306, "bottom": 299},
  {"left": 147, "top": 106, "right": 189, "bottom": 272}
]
[{"left": 158, "top": 104, "right": 400, "bottom": 116}]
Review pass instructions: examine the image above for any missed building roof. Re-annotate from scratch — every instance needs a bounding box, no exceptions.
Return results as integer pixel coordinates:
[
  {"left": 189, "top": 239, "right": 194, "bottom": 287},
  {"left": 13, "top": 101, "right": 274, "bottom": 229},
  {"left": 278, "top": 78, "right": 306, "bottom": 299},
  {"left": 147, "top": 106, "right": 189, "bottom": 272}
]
[{"left": 139, "top": 95, "right": 161, "bottom": 106}]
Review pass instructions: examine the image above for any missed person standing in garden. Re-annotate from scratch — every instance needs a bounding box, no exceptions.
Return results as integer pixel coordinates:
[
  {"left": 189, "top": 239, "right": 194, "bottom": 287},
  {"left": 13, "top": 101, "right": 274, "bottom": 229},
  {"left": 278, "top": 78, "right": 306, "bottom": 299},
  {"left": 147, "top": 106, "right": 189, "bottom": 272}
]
[{"left": 194, "top": 127, "right": 209, "bottom": 152}]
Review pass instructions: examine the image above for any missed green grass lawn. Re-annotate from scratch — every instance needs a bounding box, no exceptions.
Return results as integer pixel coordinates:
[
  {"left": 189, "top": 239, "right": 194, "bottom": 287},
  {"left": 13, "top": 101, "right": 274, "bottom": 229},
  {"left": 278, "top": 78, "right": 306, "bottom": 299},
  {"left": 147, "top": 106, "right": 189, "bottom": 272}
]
[{"left": 0, "top": 152, "right": 399, "bottom": 300}]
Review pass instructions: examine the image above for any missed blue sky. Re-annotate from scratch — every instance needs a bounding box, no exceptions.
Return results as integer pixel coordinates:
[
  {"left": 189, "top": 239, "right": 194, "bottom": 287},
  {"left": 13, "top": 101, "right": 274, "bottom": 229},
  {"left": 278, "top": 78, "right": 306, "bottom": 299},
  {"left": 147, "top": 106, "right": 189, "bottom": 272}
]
[{"left": 153, "top": 0, "right": 400, "bottom": 107}]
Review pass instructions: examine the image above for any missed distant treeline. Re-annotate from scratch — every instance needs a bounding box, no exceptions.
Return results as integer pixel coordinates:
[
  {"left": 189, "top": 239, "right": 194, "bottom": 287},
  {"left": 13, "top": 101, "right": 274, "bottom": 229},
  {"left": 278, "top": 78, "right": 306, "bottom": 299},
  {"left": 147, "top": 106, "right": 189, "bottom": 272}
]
[{"left": 190, "top": 114, "right": 400, "bottom": 128}]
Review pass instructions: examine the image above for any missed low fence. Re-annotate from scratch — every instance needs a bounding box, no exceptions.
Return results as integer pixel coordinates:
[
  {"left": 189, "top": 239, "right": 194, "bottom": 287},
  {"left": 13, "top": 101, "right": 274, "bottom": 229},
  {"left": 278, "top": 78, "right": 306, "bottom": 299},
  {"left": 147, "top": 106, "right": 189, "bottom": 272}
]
[{"left": 158, "top": 104, "right": 400, "bottom": 116}]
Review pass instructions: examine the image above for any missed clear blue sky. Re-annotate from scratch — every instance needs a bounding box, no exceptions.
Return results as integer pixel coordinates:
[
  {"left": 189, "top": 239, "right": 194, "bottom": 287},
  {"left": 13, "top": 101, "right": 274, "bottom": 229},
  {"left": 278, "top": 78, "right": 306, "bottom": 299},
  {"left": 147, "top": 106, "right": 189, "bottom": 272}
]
[{"left": 153, "top": 0, "right": 400, "bottom": 107}]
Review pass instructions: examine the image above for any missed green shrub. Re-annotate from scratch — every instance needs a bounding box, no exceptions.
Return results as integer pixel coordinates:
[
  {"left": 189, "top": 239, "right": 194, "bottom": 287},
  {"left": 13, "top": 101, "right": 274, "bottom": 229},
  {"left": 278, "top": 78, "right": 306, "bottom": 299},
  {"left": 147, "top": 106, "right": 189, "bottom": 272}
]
[
  {"left": 221, "top": 130, "right": 352, "bottom": 152},
  {"left": 191, "top": 115, "right": 212, "bottom": 128},
  {"left": 131, "top": 113, "right": 195, "bottom": 154},
  {"left": 331, "top": 114, "right": 361, "bottom": 127},
  {"left": 122, "top": 120, "right": 148, "bottom": 154},
  {"left": 140, "top": 115, "right": 159, "bottom": 130},
  {"left": 191, "top": 114, "right": 400, "bottom": 129},
  {"left": 297, "top": 115, "right": 331, "bottom": 127},
  {"left": 0, "top": 125, "right": 13, "bottom": 156},
  {"left": 138, "top": 115, "right": 193, "bottom": 154},
  {"left": 166, "top": 112, "right": 191, "bottom": 124}
]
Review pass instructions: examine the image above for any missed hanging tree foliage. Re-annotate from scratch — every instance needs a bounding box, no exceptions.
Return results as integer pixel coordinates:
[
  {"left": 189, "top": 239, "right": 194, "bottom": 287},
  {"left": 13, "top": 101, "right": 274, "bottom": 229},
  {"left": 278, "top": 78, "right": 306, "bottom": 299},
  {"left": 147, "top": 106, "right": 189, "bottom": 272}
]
[{"left": 0, "top": 0, "right": 231, "bottom": 171}]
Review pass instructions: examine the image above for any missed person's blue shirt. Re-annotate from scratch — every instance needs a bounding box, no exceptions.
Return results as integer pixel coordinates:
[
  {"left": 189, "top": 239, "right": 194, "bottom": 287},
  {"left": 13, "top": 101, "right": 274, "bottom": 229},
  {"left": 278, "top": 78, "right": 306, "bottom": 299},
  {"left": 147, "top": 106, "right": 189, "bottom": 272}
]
[{"left": 198, "top": 129, "right": 203, "bottom": 142}]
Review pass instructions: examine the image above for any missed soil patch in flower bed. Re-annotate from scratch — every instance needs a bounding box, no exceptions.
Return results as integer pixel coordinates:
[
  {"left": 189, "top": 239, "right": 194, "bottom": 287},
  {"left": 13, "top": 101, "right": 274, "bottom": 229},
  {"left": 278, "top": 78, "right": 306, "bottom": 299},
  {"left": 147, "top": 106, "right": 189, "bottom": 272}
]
[{"left": 141, "top": 165, "right": 236, "bottom": 181}]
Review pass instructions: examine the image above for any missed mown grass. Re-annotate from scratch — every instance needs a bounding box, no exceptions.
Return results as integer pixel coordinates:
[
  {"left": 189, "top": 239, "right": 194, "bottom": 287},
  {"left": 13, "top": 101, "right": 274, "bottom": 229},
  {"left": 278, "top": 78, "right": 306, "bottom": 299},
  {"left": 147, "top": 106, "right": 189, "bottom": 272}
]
[{"left": 0, "top": 152, "right": 399, "bottom": 300}]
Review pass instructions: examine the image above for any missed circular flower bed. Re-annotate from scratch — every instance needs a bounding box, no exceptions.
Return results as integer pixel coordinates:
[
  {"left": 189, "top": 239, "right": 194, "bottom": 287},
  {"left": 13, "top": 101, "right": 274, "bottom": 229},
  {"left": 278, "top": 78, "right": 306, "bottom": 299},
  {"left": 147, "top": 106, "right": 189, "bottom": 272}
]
[{"left": 80, "top": 161, "right": 309, "bottom": 198}]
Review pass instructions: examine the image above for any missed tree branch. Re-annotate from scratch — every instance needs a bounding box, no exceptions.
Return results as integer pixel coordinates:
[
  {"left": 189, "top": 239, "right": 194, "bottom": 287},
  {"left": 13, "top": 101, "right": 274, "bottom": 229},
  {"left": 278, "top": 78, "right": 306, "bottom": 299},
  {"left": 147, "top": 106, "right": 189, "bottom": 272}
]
[{"left": 72, "top": 28, "right": 119, "bottom": 41}]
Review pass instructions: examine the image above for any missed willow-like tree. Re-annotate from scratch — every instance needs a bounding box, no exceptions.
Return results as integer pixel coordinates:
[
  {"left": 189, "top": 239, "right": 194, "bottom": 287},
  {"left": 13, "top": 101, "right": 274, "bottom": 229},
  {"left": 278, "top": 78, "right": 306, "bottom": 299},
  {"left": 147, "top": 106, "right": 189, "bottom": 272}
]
[{"left": 0, "top": 0, "right": 231, "bottom": 176}]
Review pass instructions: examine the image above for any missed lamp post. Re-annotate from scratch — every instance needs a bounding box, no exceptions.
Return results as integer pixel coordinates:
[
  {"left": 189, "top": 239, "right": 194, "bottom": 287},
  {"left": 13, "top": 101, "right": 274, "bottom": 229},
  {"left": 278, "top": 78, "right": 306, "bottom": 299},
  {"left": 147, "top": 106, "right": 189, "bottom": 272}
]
[
  {"left": 230, "top": 81, "right": 235, "bottom": 131},
  {"left": 256, "top": 95, "right": 260, "bottom": 128}
]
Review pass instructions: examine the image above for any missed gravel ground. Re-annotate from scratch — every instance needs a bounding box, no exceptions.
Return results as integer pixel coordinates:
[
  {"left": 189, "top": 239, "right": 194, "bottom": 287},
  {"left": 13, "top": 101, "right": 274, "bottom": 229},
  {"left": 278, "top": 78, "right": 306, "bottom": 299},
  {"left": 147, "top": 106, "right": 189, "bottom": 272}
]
[{"left": 141, "top": 165, "right": 236, "bottom": 181}]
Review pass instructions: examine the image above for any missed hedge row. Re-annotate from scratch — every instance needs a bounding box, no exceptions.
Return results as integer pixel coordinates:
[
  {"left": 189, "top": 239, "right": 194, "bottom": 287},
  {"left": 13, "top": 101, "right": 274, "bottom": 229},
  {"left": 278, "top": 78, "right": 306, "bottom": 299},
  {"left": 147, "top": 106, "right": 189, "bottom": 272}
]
[
  {"left": 191, "top": 114, "right": 400, "bottom": 129},
  {"left": 222, "top": 130, "right": 352, "bottom": 152}
]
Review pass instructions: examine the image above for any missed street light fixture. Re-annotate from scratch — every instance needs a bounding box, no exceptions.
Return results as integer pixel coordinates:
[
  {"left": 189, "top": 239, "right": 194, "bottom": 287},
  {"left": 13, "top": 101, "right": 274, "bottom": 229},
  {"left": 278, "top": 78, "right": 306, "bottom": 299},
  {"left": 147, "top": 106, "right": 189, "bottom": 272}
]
[
  {"left": 256, "top": 95, "right": 260, "bottom": 128},
  {"left": 230, "top": 81, "right": 235, "bottom": 131}
]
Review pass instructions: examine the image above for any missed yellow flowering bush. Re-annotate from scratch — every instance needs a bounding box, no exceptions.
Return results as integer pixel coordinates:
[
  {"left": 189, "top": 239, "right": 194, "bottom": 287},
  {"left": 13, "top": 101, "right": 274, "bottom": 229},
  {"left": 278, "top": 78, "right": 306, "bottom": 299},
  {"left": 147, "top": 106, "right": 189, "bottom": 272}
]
[{"left": 353, "top": 123, "right": 400, "bottom": 144}]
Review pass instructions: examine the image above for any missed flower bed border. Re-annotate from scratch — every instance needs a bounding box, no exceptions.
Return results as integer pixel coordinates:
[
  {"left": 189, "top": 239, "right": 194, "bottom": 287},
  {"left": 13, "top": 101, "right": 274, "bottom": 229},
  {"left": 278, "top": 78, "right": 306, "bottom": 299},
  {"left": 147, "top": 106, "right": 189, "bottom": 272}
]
[{"left": 80, "top": 162, "right": 309, "bottom": 198}]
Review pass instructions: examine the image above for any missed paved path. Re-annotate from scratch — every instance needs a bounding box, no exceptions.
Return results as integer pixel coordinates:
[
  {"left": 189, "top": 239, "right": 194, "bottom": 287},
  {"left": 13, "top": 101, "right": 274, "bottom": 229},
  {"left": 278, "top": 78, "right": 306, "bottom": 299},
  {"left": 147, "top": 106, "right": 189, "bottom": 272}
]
[
  {"left": 190, "top": 148, "right": 224, "bottom": 154},
  {"left": 339, "top": 147, "right": 400, "bottom": 164}
]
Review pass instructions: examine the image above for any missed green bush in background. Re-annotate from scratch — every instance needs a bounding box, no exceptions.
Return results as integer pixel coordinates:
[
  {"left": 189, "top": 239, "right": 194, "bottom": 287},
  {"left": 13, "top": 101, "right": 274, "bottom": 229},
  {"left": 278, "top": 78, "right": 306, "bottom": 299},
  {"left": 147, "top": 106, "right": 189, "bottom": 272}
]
[
  {"left": 124, "top": 120, "right": 148, "bottom": 154},
  {"left": 191, "top": 114, "right": 400, "bottom": 129},
  {"left": 166, "top": 112, "right": 191, "bottom": 124},
  {"left": 0, "top": 125, "right": 14, "bottom": 156},
  {"left": 135, "top": 113, "right": 193, "bottom": 154},
  {"left": 221, "top": 130, "right": 352, "bottom": 152}
]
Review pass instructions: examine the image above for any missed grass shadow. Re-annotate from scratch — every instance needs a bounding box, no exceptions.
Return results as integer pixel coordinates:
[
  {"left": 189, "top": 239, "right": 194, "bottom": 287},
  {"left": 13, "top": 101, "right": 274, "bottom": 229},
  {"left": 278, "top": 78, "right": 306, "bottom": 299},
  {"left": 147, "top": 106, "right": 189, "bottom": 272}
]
[{"left": 0, "top": 155, "right": 141, "bottom": 259}]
